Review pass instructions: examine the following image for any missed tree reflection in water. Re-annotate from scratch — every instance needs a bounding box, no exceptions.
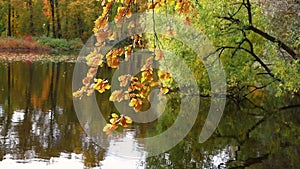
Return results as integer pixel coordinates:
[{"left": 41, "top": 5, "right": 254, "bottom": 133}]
[{"left": 0, "top": 60, "right": 299, "bottom": 168}]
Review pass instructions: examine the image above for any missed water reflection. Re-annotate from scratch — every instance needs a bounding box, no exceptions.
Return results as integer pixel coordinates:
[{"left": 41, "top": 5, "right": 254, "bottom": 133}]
[
  {"left": 100, "top": 130, "right": 146, "bottom": 169},
  {"left": 0, "top": 60, "right": 299, "bottom": 168},
  {"left": 0, "top": 61, "right": 108, "bottom": 168}
]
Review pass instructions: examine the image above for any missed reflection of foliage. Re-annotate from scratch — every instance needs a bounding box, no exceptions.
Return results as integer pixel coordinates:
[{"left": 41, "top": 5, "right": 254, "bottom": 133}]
[
  {"left": 145, "top": 96, "right": 300, "bottom": 168},
  {"left": 0, "top": 62, "right": 107, "bottom": 167},
  {"left": 1, "top": 59, "right": 300, "bottom": 168}
]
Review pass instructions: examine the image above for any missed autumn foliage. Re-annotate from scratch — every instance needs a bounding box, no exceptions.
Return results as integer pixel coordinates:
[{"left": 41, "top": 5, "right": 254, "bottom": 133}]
[{"left": 72, "top": 0, "right": 194, "bottom": 135}]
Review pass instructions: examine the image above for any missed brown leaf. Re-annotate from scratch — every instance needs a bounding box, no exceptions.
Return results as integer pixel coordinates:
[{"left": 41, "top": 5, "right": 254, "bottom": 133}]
[
  {"left": 118, "top": 74, "right": 132, "bottom": 87},
  {"left": 155, "top": 49, "right": 164, "bottom": 61},
  {"left": 109, "top": 90, "right": 130, "bottom": 102}
]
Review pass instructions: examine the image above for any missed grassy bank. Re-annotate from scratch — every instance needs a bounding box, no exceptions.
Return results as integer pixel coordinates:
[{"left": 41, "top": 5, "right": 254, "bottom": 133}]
[{"left": 0, "top": 36, "right": 83, "bottom": 51}]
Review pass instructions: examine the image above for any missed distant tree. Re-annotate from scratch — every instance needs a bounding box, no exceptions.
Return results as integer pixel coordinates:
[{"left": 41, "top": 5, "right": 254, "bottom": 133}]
[
  {"left": 28, "top": 0, "right": 34, "bottom": 35},
  {"left": 49, "top": 0, "right": 56, "bottom": 37},
  {"left": 54, "top": 0, "right": 61, "bottom": 38},
  {"left": 7, "top": 0, "right": 11, "bottom": 36}
]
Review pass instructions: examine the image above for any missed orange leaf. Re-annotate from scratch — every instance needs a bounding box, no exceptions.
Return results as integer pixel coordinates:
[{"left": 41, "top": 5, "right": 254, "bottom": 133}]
[
  {"left": 107, "top": 56, "right": 119, "bottom": 68},
  {"left": 82, "top": 77, "right": 92, "bottom": 86},
  {"left": 129, "top": 98, "right": 143, "bottom": 112},
  {"left": 125, "top": 45, "right": 132, "bottom": 61},
  {"left": 141, "top": 68, "right": 153, "bottom": 82},
  {"left": 87, "top": 67, "right": 98, "bottom": 77}
]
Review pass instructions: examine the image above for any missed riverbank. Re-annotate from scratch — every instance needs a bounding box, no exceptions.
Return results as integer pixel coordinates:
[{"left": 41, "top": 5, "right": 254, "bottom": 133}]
[
  {"left": 0, "top": 51, "right": 78, "bottom": 62},
  {"left": 0, "top": 36, "right": 83, "bottom": 52}
]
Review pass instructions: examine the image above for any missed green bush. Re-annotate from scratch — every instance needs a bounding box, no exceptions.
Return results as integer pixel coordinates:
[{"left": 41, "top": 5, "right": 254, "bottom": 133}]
[
  {"left": 68, "top": 38, "right": 83, "bottom": 50},
  {"left": 36, "top": 37, "right": 83, "bottom": 50}
]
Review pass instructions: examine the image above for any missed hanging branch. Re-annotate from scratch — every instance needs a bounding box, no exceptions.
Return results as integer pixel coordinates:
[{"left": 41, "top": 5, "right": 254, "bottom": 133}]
[{"left": 245, "top": 26, "right": 298, "bottom": 59}]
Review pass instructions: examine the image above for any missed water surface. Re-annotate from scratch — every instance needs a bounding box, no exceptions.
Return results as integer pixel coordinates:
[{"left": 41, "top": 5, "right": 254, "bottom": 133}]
[{"left": 0, "top": 59, "right": 299, "bottom": 169}]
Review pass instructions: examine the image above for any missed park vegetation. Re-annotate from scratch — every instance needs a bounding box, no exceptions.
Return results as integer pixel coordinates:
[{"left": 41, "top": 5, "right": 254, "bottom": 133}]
[
  {"left": 1, "top": 0, "right": 298, "bottom": 135},
  {"left": 70, "top": 0, "right": 300, "bottom": 134}
]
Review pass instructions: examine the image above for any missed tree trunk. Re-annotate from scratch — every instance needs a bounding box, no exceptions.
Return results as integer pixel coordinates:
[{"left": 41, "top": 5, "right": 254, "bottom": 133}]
[
  {"left": 7, "top": 0, "right": 11, "bottom": 37},
  {"left": 77, "top": 16, "right": 83, "bottom": 39},
  {"left": 65, "top": 15, "right": 68, "bottom": 38},
  {"left": 28, "top": 0, "right": 34, "bottom": 35},
  {"left": 11, "top": 7, "right": 15, "bottom": 36},
  {"left": 49, "top": 0, "right": 56, "bottom": 38},
  {"left": 64, "top": 0, "right": 69, "bottom": 38},
  {"left": 54, "top": 0, "right": 62, "bottom": 38}
]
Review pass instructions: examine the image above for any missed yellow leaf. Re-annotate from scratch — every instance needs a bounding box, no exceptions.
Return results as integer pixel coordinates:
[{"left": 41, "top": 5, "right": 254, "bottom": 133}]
[
  {"left": 103, "top": 124, "right": 112, "bottom": 132},
  {"left": 85, "top": 50, "right": 97, "bottom": 61},
  {"left": 110, "top": 117, "right": 119, "bottom": 124},
  {"left": 175, "top": 1, "right": 182, "bottom": 10},
  {"left": 111, "top": 113, "right": 119, "bottom": 118},
  {"left": 160, "top": 87, "right": 169, "bottom": 94},
  {"left": 158, "top": 70, "right": 172, "bottom": 82},
  {"left": 129, "top": 98, "right": 137, "bottom": 107},
  {"left": 125, "top": 116, "right": 132, "bottom": 124},
  {"left": 150, "top": 81, "right": 161, "bottom": 87},
  {"left": 73, "top": 90, "right": 84, "bottom": 98},
  {"left": 166, "top": 0, "right": 175, "bottom": 5},
  {"left": 94, "top": 78, "right": 111, "bottom": 93}
]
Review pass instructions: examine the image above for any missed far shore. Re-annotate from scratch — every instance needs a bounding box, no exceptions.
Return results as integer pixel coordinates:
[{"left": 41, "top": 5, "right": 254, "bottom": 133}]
[{"left": 0, "top": 36, "right": 83, "bottom": 53}]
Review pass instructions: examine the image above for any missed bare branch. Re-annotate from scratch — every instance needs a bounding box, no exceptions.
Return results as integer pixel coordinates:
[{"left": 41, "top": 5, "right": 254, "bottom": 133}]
[
  {"left": 245, "top": 0, "right": 253, "bottom": 25},
  {"left": 246, "top": 26, "right": 298, "bottom": 59}
]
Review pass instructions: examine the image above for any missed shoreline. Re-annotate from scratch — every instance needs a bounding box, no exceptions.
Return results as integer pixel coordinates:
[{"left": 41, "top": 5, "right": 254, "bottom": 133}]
[
  {"left": 0, "top": 51, "right": 79, "bottom": 62},
  {"left": 0, "top": 48, "right": 81, "bottom": 52}
]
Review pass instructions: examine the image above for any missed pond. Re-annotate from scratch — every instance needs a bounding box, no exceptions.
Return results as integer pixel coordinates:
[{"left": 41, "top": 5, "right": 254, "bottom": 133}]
[{"left": 0, "top": 54, "right": 300, "bottom": 169}]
